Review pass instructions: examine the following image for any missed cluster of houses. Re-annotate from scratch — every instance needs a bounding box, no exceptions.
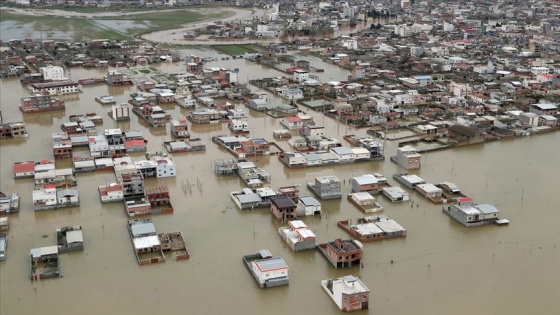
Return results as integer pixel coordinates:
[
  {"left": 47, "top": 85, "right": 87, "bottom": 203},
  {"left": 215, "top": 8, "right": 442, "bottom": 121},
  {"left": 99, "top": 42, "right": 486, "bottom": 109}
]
[
  {"left": 50, "top": 128, "right": 150, "bottom": 161},
  {"left": 2, "top": 37, "right": 179, "bottom": 77},
  {"left": 97, "top": 153, "right": 176, "bottom": 215},
  {"left": 11, "top": 160, "right": 80, "bottom": 211},
  {"left": 280, "top": 127, "right": 385, "bottom": 168},
  {"left": 213, "top": 136, "right": 273, "bottom": 159}
]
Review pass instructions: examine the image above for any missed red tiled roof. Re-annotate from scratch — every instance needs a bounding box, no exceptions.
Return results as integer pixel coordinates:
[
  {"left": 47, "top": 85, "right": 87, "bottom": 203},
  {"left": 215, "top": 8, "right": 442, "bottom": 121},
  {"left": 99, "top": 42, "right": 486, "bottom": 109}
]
[
  {"left": 458, "top": 197, "right": 473, "bottom": 203},
  {"left": 125, "top": 139, "right": 145, "bottom": 147},
  {"left": 99, "top": 184, "right": 122, "bottom": 195},
  {"left": 13, "top": 161, "right": 35, "bottom": 173},
  {"left": 286, "top": 116, "right": 302, "bottom": 122}
]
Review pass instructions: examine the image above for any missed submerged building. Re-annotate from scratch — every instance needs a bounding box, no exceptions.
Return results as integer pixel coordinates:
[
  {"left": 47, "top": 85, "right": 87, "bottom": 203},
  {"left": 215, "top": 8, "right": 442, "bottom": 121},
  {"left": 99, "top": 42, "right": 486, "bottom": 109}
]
[
  {"left": 321, "top": 275, "right": 370, "bottom": 312},
  {"left": 442, "top": 197, "right": 502, "bottom": 227},
  {"left": 243, "top": 249, "right": 289, "bottom": 288}
]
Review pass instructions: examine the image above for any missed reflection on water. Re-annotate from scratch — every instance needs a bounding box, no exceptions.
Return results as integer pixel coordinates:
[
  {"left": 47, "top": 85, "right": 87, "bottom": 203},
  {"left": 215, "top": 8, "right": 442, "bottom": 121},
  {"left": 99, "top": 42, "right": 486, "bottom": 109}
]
[
  {"left": 22, "top": 110, "right": 66, "bottom": 126},
  {"left": 0, "top": 21, "right": 75, "bottom": 42}
]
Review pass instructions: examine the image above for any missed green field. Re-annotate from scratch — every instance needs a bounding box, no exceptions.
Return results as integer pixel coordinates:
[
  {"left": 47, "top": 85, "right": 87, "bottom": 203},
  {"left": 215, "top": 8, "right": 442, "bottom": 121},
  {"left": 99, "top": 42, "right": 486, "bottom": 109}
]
[{"left": 1, "top": 8, "right": 233, "bottom": 41}]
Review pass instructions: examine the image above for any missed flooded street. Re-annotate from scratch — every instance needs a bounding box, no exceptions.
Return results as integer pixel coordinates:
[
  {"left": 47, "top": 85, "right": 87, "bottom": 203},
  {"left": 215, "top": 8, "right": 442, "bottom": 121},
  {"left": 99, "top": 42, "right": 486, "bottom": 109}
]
[{"left": 1, "top": 58, "right": 559, "bottom": 315}]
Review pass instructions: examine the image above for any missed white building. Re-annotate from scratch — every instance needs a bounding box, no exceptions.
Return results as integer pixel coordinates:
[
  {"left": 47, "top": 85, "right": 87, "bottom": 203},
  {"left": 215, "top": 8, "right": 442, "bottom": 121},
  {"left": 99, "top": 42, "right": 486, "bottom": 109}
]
[
  {"left": 395, "top": 93, "right": 412, "bottom": 105},
  {"left": 98, "top": 183, "right": 124, "bottom": 203},
  {"left": 530, "top": 66, "right": 549, "bottom": 75},
  {"left": 32, "top": 185, "right": 57, "bottom": 209},
  {"left": 293, "top": 69, "right": 309, "bottom": 82},
  {"left": 301, "top": 125, "right": 324, "bottom": 137},
  {"left": 247, "top": 250, "right": 289, "bottom": 288},
  {"left": 256, "top": 24, "right": 279, "bottom": 37},
  {"left": 519, "top": 112, "right": 539, "bottom": 126},
  {"left": 341, "top": 36, "right": 358, "bottom": 50},
  {"left": 279, "top": 87, "right": 303, "bottom": 100},
  {"left": 40, "top": 65, "right": 65, "bottom": 81},
  {"left": 228, "top": 118, "right": 249, "bottom": 133},
  {"left": 88, "top": 135, "right": 109, "bottom": 157},
  {"left": 351, "top": 147, "right": 371, "bottom": 161},
  {"left": 394, "top": 146, "right": 421, "bottom": 169},
  {"left": 282, "top": 152, "right": 307, "bottom": 167},
  {"left": 278, "top": 220, "right": 317, "bottom": 251},
  {"left": 382, "top": 186, "right": 411, "bottom": 202},
  {"left": 297, "top": 196, "right": 322, "bottom": 216},
  {"left": 442, "top": 197, "right": 500, "bottom": 227},
  {"left": 146, "top": 153, "right": 176, "bottom": 178},
  {"left": 330, "top": 147, "right": 355, "bottom": 163},
  {"left": 321, "top": 275, "right": 370, "bottom": 312},
  {"left": 394, "top": 24, "right": 413, "bottom": 37},
  {"left": 176, "top": 95, "right": 197, "bottom": 108},
  {"left": 410, "top": 75, "right": 434, "bottom": 87},
  {"left": 30, "top": 81, "right": 79, "bottom": 95}
]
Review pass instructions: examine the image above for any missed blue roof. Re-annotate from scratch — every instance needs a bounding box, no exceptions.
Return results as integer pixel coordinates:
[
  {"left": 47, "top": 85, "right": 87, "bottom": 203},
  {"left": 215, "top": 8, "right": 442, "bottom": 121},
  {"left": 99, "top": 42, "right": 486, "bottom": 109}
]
[
  {"left": 299, "top": 196, "right": 321, "bottom": 206},
  {"left": 478, "top": 204, "right": 499, "bottom": 214},
  {"left": 412, "top": 75, "right": 433, "bottom": 80}
]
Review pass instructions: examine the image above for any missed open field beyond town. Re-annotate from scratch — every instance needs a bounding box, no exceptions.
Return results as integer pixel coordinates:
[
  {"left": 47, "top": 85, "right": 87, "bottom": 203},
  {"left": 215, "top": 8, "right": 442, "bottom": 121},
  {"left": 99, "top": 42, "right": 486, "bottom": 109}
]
[{"left": 0, "top": 7, "right": 235, "bottom": 41}]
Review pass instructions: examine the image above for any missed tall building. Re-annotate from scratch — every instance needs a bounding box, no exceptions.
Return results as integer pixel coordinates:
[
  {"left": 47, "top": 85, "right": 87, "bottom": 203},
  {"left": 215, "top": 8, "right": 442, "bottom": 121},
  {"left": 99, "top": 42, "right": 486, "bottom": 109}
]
[{"left": 39, "top": 65, "right": 65, "bottom": 81}]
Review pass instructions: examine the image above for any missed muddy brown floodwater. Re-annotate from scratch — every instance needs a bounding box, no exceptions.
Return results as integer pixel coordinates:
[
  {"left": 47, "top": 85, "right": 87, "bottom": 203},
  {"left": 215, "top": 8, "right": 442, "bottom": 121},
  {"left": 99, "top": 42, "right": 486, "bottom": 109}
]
[{"left": 1, "top": 60, "right": 559, "bottom": 315}]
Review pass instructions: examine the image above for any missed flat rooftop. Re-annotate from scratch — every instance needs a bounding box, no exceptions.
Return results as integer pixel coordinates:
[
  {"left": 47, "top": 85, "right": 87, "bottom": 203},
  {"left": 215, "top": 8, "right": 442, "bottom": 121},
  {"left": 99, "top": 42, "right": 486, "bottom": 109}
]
[
  {"left": 254, "top": 257, "right": 288, "bottom": 272},
  {"left": 352, "top": 222, "right": 384, "bottom": 235}
]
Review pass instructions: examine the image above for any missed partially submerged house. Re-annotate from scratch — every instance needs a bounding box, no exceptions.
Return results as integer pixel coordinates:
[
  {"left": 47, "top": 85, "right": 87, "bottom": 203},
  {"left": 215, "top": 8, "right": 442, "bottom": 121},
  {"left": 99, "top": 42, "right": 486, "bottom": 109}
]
[
  {"left": 321, "top": 275, "right": 370, "bottom": 312},
  {"left": 337, "top": 215, "right": 407, "bottom": 242},
  {"left": 230, "top": 187, "right": 278, "bottom": 210},
  {"left": 127, "top": 219, "right": 165, "bottom": 265},
  {"left": 442, "top": 197, "right": 504, "bottom": 227},
  {"left": 56, "top": 226, "right": 84, "bottom": 253},
  {"left": 98, "top": 183, "right": 124, "bottom": 203},
  {"left": 391, "top": 146, "right": 421, "bottom": 169},
  {"left": 30, "top": 246, "right": 60, "bottom": 280},
  {"left": 436, "top": 181, "right": 467, "bottom": 202},
  {"left": 158, "top": 232, "right": 189, "bottom": 260},
  {"left": 415, "top": 183, "right": 443, "bottom": 203},
  {"left": 32, "top": 185, "right": 80, "bottom": 211},
  {"left": 278, "top": 220, "right": 317, "bottom": 252},
  {"left": 351, "top": 175, "right": 379, "bottom": 194},
  {"left": 170, "top": 116, "right": 190, "bottom": 139},
  {"left": 307, "top": 176, "right": 342, "bottom": 199},
  {"left": 243, "top": 249, "right": 289, "bottom": 288},
  {"left": 317, "top": 239, "right": 363, "bottom": 269},
  {"left": 270, "top": 195, "right": 297, "bottom": 222},
  {"left": 296, "top": 196, "right": 322, "bottom": 216},
  {"left": 0, "top": 193, "right": 20, "bottom": 214},
  {"left": 393, "top": 173, "right": 425, "bottom": 189},
  {"left": 381, "top": 186, "right": 410, "bottom": 202}
]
